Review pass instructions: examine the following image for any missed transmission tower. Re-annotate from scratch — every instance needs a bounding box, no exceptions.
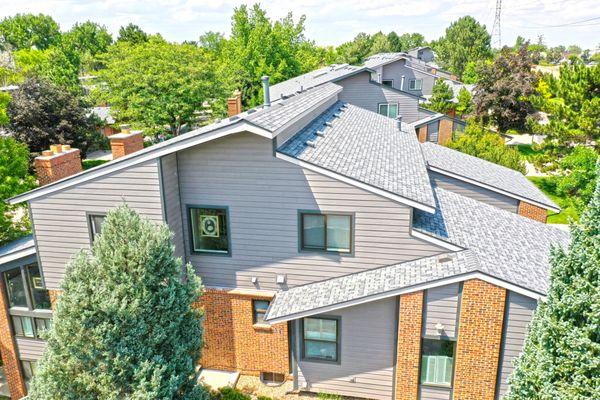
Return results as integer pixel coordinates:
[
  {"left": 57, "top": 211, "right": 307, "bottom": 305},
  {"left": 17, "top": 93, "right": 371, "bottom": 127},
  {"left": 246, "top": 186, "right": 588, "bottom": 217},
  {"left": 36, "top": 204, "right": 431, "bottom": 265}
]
[{"left": 492, "top": 0, "right": 502, "bottom": 48}]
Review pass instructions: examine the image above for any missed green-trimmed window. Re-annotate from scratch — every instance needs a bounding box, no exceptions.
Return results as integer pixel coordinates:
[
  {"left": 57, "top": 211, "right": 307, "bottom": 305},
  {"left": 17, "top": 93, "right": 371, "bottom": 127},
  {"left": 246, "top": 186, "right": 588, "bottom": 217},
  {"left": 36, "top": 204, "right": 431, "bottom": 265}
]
[
  {"left": 302, "top": 317, "right": 339, "bottom": 362},
  {"left": 301, "top": 213, "right": 351, "bottom": 253},
  {"left": 378, "top": 103, "right": 399, "bottom": 118},
  {"left": 189, "top": 207, "right": 229, "bottom": 254},
  {"left": 421, "top": 338, "right": 455, "bottom": 386},
  {"left": 409, "top": 79, "right": 423, "bottom": 90}
]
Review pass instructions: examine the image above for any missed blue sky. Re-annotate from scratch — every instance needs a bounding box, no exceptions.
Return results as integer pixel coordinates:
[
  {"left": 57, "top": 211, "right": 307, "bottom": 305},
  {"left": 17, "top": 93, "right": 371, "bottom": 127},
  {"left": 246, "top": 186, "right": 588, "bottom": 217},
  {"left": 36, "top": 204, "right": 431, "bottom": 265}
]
[{"left": 2, "top": 0, "right": 599, "bottom": 49}]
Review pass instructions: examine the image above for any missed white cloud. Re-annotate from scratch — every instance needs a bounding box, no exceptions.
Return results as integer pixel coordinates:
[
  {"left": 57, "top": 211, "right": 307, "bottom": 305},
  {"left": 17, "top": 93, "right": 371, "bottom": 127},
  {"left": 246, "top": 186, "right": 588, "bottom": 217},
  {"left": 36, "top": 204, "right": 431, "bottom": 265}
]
[{"left": 0, "top": 0, "right": 598, "bottom": 48}]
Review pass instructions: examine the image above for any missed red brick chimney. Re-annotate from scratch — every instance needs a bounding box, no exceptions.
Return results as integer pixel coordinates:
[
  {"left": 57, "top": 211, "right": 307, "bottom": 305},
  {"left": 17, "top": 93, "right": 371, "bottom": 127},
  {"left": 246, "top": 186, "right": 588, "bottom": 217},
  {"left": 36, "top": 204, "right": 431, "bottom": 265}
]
[
  {"left": 34, "top": 144, "right": 82, "bottom": 185},
  {"left": 227, "top": 90, "right": 242, "bottom": 117},
  {"left": 109, "top": 124, "right": 144, "bottom": 160}
]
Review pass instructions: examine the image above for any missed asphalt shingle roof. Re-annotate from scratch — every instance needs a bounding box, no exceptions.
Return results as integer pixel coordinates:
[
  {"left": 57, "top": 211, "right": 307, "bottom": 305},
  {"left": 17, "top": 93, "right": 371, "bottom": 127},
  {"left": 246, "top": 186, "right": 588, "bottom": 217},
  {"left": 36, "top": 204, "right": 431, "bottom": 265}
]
[
  {"left": 277, "top": 102, "right": 436, "bottom": 209},
  {"left": 269, "top": 64, "right": 367, "bottom": 100},
  {"left": 266, "top": 250, "right": 479, "bottom": 322},
  {"left": 246, "top": 83, "right": 342, "bottom": 132},
  {"left": 421, "top": 142, "right": 559, "bottom": 210},
  {"left": 413, "top": 186, "right": 570, "bottom": 294}
]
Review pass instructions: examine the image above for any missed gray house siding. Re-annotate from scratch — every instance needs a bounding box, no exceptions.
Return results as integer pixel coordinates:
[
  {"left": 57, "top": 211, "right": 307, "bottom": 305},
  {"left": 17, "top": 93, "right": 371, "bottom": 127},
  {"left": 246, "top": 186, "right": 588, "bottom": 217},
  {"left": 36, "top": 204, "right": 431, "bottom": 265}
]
[
  {"left": 336, "top": 72, "right": 420, "bottom": 123},
  {"left": 428, "top": 171, "right": 519, "bottom": 213},
  {"left": 496, "top": 292, "right": 537, "bottom": 399},
  {"left": 296, "top": 298, "right": 397, "bottom": 400},
  {"left": 380, "top": 60, "right": 435, "bottom": 97},
  {"left": 160, "top": 154, "right": 185, "bottom": 259},
  {"left": 29, "top": 160, "right": 164, "bottom": 290},
  {"left": 16, "top": 338, "right": 46, "bottom": 360},
  {"left": 423, "top": 283, "right": 460, "bottom": 339},
  {"left": 420, "top": 386, "right": 452, "bottom": 400},
  {"left": 177, "top": 132, "right": 444, "bottom": 290}
]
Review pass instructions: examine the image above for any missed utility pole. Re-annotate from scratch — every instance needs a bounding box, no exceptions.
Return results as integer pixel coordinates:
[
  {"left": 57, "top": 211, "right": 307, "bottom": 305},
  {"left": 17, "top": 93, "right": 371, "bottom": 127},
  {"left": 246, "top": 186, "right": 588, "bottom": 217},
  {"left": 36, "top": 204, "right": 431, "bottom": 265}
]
[{"left": 492, "top": 0, "right": 502, "bottom": 48}]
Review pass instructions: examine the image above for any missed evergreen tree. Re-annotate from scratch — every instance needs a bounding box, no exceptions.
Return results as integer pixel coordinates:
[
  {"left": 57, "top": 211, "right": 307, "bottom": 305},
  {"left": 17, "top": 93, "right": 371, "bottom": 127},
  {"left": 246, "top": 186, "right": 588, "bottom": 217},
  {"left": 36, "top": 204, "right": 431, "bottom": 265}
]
[
  {"left": 456, "top": 87, "right": 473, "bottom": 118},
  {"left": 506, "top": 168, "right": 600, "bottom": 400},
  {"left": 117, "top": 23, "right": 149, "bottom": 45},
  {"left": 29, "top": 205, "right": 207, "bottom": 399},
  {"left": 426, "top": 80, "right": 454, "bottom": 114}
]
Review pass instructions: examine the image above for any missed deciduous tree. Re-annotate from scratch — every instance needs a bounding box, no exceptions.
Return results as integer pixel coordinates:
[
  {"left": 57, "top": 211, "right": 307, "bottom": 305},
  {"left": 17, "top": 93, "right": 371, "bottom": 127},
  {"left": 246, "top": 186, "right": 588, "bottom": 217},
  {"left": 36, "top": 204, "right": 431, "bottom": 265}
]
[
  {"left": 29, "top": 205, "right": 207, "bottom": 399},
  {"left": 117, "top": 23, "right": 149, "bottom": 45},
  {"left": 0, "top": 13, "right": 61, "bottom": 51},
  {"left": 426, "top": 80, "right": 454, "bottom": 114},
  {"left": 506, "top": 169, "right": 600, "bottom": 400}
]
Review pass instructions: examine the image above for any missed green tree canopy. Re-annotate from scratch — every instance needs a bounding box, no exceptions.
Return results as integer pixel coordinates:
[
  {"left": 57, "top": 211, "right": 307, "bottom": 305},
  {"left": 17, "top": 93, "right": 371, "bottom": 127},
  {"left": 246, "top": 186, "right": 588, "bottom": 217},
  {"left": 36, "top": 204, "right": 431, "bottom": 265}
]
[
  {"left": 447, "top": 120, "right": 526, "bottom": 174},
  {"left": 529, "top": 62, "right": 599, "bottom": 157},
  {"left": 0, "top": 13, "right": 61, "bottom": 51},
  {"left": 456, "top": 87, "right": 473, "bottom": 117},
  {"left": 474, "top": 45, "right": 537, "bottom": 132},
  {"left": 0, "top": 91, "right": 9, "bottom": 126},
  {"left": 97, "top": 38, "right": 223, "bottom": 136},
  {"left": 117, "top": 23, "right": 149, "bottom": 44},
  {"left": 369, "top": 32, "right": 392, "bottom": 55},
  {"left": 506, "top": 169, "right": 600, "bottom": 400},
  {"left": 0, "top": 137, "right": 36, "bottom": 246},
  {"left": 426, "top": 80, "right": 454, "bottom": 114},
  {"left": 7, "top": 77, "right": 98, "bottom": 156},
  {"left": 336, "top": 32, "right": 373, "bottom": 65},
  {"left": 63, "top": 21, "right": 113, "bottom": 57},
  {"left": 433, "top": 16, "right": 492, "bottom": 77},
  {"left": 555, "top": 146, "right": 599, "bottom": 213},
  {"left": 29, "top": 205, "right": 207, "bottom": 399}
]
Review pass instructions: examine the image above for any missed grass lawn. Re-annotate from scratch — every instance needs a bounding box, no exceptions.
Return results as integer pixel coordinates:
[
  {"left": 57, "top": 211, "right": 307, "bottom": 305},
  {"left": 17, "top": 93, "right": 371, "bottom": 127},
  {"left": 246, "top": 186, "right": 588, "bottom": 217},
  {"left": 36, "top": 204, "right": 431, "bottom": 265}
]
[
  {"left": 516, "top": 144, "right": 544, "bottom": 161},
  {"left": 528, "top": 176, "right": 579, "bottom": 224}
]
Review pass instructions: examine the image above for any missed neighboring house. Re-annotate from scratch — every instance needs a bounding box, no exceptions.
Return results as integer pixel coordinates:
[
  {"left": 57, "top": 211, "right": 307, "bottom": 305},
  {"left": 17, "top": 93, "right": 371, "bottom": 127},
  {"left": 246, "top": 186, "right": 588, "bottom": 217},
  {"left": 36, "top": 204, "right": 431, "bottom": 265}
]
[
  {"left": 412, "top": 108, "right": 466, "bottom": 145},
  {"left": 90, "top": 106, "right": 117, "bottom": 137},
  {"left": 1, "top": 80, "right": 567, "bottom": 400}
]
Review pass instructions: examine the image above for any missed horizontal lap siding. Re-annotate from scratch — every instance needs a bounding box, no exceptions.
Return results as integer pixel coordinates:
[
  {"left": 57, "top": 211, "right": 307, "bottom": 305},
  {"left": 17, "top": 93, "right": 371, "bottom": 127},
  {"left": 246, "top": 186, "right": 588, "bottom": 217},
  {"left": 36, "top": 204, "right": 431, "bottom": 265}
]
[
  {"left": 297, "top": 298, "right": 396, "bottom": 400},
  {"left": 497, "top": 292, "right": 537, "bottom": 398},
  {"left": 420, "top": 386, "right": 452, "bottom": 400},
  {"left": 30, "top": 161, "right": 164, "bottom": 290},
  {"left": 160, "top": 154, "right": 185, "bottom": 259},
  {"left": 429, "top": 171, "right": 519, "bottom": 213},
  {"left": 424, "top": 283, "right": 460, "bottom": 339},
  {"left": 177, "top": 133, "right": 443, "bottom": 290},
  {"left": 337, "top": 72, "right": 420, "bottom": 123},
  {"left": 381, "top": 61, "right": 434, "bottom": 97},
  {"left": 16, "top": 338, "right": 46, "bottom": 360}
]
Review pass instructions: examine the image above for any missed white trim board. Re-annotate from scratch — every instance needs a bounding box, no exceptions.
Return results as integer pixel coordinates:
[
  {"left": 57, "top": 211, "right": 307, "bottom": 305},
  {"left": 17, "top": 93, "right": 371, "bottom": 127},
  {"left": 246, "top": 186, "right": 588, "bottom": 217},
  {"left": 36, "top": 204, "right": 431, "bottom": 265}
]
[
  {"left": 427, "top": 165, "right": 560, "bottom": 212},
  {"left": 275, "top": 152, "right": 437, "bottom": 213},
  {"left": 410, "top": 230, "right": 463, "bottom": 251},
  {"left": 0, "top": 247, "right": 36, "bottom": 266},
  {"left": 265, "top": 271, "right": 544, "bottom": 324}
]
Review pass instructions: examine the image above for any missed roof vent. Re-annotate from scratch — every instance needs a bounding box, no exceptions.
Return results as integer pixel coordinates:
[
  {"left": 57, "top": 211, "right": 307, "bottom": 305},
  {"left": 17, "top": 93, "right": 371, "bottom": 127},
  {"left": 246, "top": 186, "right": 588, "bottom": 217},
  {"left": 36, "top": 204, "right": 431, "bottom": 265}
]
[
  {"left": 396, "top": 115, "right": 403, "bottom": 130},
  {"left": 325, "top": 121, "right": 333, "bottom": 127},
  {"left": 306, "top": 140, "right": 317, "bottom": 148},
  {"left": 437, "top": 255, "right": 455, "bottom": 264},
  {"left": 261, "top": 76, "right": 271, "bottom": 107},
  {"left": 334, "top": 113, "right": 341, "bottom": 118},
  {"left": 247, "top": 108, "right": 257, "bottom": 114},
  {"left": 316, "top": 130, "right": 325, "bottom": 137}
]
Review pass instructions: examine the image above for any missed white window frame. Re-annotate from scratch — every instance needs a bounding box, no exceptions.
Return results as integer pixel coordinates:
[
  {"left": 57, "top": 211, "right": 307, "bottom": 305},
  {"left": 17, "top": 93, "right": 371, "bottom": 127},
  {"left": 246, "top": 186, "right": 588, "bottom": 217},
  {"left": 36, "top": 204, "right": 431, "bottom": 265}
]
[
  {"left": 378, "top": 103, "right": 399, "bottom": 119},
  {"left": 382, "top": 79, "right": 394, "bottom": 87},
  {"left": 409, "top": 79, "right": 423, "bottom": 91}
]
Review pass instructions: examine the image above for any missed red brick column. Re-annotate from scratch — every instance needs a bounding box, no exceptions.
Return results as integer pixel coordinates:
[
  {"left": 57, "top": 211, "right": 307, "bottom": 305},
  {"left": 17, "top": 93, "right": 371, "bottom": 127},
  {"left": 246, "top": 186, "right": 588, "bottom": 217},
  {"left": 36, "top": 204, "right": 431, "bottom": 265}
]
[
  {"left": 0, "top": 276, "right": 27, "bottom": 399},
  {"left": 198, "top": 289, "right": 289, "bottom": 376},
  {"left": 454, "top": 280, "right": 506, "bottom": 400},
  {"left": 518, "top": 201, "right": 548, "bottom": 223},
  {"left": 416, "top": 126, "right": 427, "bottom": 143},
  {"left": 438, "top": 118, "right": 453, "bottom": 145},
  {"left": 34, "top": 145, "right": 82, "bottom": 186},
  {"left": 109, "top": 131, "right": 144, "bottom": 160},
  {"left": 395, "top": 291, "right": 424, "bottom": 400}
]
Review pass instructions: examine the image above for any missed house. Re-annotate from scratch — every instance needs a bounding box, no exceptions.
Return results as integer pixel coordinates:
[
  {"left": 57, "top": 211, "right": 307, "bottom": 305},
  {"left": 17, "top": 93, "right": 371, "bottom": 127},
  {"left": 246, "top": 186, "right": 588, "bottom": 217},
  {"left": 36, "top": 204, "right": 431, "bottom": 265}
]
[
  {"left": 90, "top": 106, "right": 117, "bottom": 137},
  {"left": 412, "top": 108, "right": 466, "bottom": 145},
  {"left": 0, "top": 79, "right": 567, "bottom": 400}
]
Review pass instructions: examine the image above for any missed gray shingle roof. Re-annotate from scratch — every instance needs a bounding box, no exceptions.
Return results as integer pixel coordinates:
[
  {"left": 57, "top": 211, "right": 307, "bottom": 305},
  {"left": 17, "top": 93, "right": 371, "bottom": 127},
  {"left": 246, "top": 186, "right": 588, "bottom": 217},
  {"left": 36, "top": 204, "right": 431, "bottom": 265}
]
[
  {"left": 420, "top": 142, "right": 559, "bottom": 210},
  {"left": 246, "top": 83, "right": 342, "bottom": 132},
  {"left": 0, "top": 235, "right": 35, "bottom": 265},
  {"left": 266, "top": 250, "right": 479, "bottom": 322},
  {"left": 90, "top": 106, "right": 115, "bottom": 124},
  {"left": 413, "top": 186, "right": 570, "bottom": 294},
  {"left": 277, "top": 102, "right": 436, "bottom": 210},
  {"left": 269, "top": 64, "right": 368, "bottom": 100},
  {"left": 363, "top": 53, "right": 406, "bottom": 69}
]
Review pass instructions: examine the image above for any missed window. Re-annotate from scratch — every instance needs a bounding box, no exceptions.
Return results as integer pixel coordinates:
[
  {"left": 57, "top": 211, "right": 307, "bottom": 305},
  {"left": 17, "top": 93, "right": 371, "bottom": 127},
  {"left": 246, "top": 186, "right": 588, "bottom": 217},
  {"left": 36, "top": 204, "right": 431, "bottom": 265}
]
[
  {"left": 189, "top": 207, "right": 230, "bottom": 254},
  {"left": 420, "top": 339, "right": 455, "bottom": 387},
  {"left": 382, "top": 79, "right": 393, "bottom": 87},
  {"left": 21, "top": 360, "right": 36, "bottom": 389},
  {"left": 4, "top": 268, "right": 27, "bottom": 308},
  {"left": 253, "top": 300, "right": 270, "bottom": 324},
  {"left": 11, "top": 316, "right": 51, "bottom": 339},
  {"left": 260, "top": 372, "right": 286, "bottom": 385},
  {"left": 378, "top": 103, "right": 399, "bottom": 119},
  {"left": 301, "top": 213, "right": 352, "bottom": 253},
  {"left": 88, "top": 214, "right": 106, "bottom": 242},
  {"left": 27, "top": 264, "right": 51, "bottom": 310},
  {"left": 302, "top": 317, "right": 340, "bottom": 362},
  {"left": 409, "top": 79, "right": 423, "bottom": 90}
]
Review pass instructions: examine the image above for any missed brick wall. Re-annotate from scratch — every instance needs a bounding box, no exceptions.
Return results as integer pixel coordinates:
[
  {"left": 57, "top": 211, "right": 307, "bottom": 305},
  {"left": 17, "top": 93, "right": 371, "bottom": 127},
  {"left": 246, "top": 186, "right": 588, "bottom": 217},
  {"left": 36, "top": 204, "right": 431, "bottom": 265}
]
[
  {"left": 227, "top": 91, "right": 242, "bottom": 117},
  {"left": 0, "top": 276, "right": 27, "bottom": 399},
  {"left": 454, "top": 279, "right": 506, "bottom": 400},
  {"left": 438, "top": 118, "right": 453, "bottom": 145},
  {"left": 518, "top": 201, "right": 547, "bottom": 223},
  {"left": 109, "top": 131, "right": 144, "bottom": 160},
  {"left": 198, "top": 289, "right": 289, "bottom": 377},
  {"left": 395, "top": 291, "right": 423, "bottom": 400},
  {"left": 416, "top": 126, "right": 427, "bottom": 143},
  {"left": 34, "top": 146, "right": 82, "bottom": 186}
]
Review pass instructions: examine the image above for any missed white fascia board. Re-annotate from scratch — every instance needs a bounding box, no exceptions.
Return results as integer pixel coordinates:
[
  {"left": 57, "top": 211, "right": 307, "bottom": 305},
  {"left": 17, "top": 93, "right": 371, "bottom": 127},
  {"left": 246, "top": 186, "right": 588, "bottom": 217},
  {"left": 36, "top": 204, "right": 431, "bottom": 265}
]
[
  {"left": 275, "top": 152, "right": 436, "bottom": 213},
  {"left": 428, "top": 165, "right": 561, "bottom": 213},
  {"left": 9, "top": 121, "right": 272, "bottom": 205},
  {"left": 0, "top": 247, "right": 36, "bottom": 266},
  {"left": 410, "top": 230, "right": 463, "bottom": 251},
  {"left": 265, "top": 271, "right": 544, "bottom": 324}
]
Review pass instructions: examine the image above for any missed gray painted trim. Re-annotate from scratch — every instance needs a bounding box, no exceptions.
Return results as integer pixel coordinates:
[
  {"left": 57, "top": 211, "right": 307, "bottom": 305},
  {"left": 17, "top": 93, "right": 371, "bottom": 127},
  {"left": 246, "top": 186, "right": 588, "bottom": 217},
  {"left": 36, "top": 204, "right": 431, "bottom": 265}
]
[
  {"left": 300, "top": 315, "right": 342, "bottom": 365},
  {"left": 157, "top": 157, "right": 168, "bottom": 223},
  {"left": 185, "top": 204, "right": 232, "bottom": 257},
  {"left": 289, "top": 320, "right": 299, "bottom": 390},
  {"left": 297, "top": 210, "right": 355, "bottom": 256},
  {"left": 85, "top": 211, "right": 107, "bottom": 247},
  {"left": 175, "top": 153, "right": 189, "bottom": 263},
  {"left": 391, "top": 295, "right": 400, "bottom": 400},
  {"left": 27, "top": 203, "right": 44, "bottom": 280},
  {"left": 495, "top": 290, "right": 511, "bottom": 400},
  {"left": 369, "top": 80, "right": 425, "bottom": 100},
  {"left": 0, "top": 254, "right": 37, "bottom": 274},
  {"left": 455, "top": 282, "right": 463, "bottom": 336}
]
